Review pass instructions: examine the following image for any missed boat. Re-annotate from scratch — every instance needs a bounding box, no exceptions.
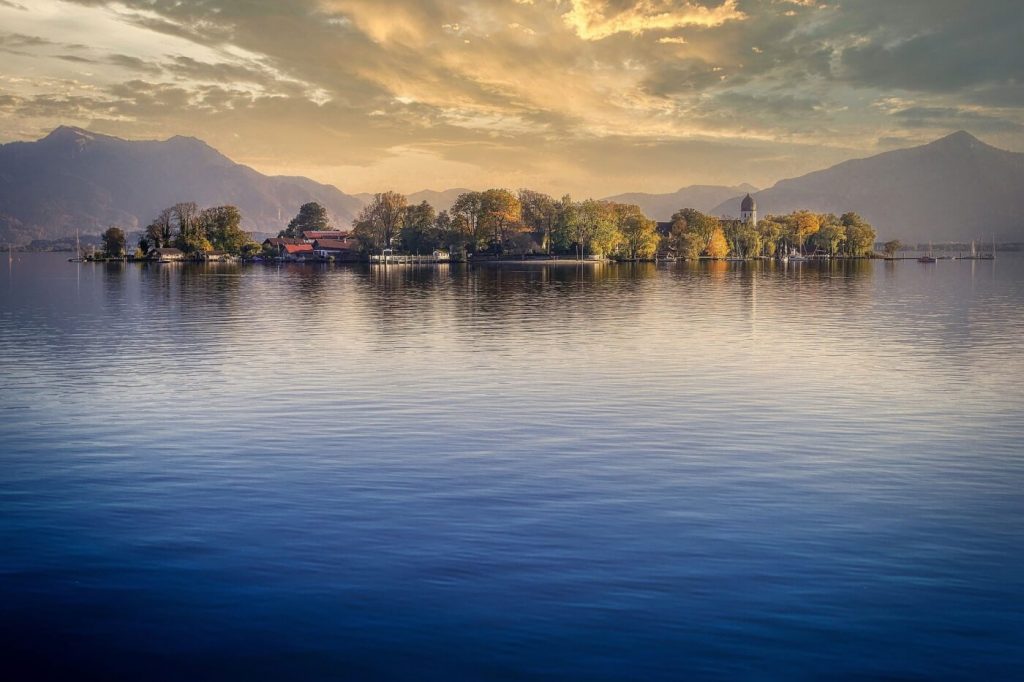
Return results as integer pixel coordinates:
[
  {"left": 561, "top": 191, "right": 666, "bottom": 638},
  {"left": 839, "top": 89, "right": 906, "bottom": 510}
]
[
  {"left": 918, "top": 242, "right": 937, "bottom": 263},
  {"left": 68, "top": 229, "right": 86, "bottom": 262}
]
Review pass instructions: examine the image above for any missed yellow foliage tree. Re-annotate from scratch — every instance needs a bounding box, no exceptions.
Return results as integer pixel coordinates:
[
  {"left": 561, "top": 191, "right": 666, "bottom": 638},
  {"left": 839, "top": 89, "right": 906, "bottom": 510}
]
[{"left": 705, "top": 226, "right": 730, "bottom": 259}]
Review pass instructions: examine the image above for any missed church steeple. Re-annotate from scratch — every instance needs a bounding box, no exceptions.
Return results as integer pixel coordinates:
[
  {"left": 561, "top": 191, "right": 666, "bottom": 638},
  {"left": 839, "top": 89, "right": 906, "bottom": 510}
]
[{"left": 740, "top": 193, "right": 757, "bottom": 224}]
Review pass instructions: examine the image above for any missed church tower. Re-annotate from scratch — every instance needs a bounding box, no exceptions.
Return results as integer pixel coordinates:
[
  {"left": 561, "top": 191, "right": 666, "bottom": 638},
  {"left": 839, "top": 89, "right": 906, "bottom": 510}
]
[{"left": 740, "top": 194, "right": 757, "bottom": 224}]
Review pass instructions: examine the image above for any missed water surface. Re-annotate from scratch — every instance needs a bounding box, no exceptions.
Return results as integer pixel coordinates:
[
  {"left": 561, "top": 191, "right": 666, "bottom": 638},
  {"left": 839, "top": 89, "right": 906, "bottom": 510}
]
[{"left": 1, "top": 254, "right": 1022, "bottom": 679}]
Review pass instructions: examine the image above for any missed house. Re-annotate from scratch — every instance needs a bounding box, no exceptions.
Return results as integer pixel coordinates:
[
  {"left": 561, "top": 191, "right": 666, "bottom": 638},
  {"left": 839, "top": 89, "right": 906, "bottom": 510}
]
[
  {"left": 262, "top": 237, "right": 304, "bottom": 248},
  {"left": 302, "top": 230, "right": 350, "bottom": 242},
  {"left": 313, "top": 237, "right": 359, "bottom": 261},
  {"left": 202, "top": 250, "right": 233, "bottom": 262},
  {"left": 150, "top": 247, "right": 185, "bottom": 262},
  {"left": 281, "top": 243, "right": 315, "bottom": 260}
]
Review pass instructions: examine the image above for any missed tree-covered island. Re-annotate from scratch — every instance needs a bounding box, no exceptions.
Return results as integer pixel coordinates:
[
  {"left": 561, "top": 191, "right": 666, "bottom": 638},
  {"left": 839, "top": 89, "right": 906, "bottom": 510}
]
[{"left": 82, "top": 189, "right": 877, "bottom": 263}]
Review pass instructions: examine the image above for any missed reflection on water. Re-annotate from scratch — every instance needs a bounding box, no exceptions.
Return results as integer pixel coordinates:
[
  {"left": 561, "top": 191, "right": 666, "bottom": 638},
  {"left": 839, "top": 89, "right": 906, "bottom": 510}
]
[{"left": 1, "top": 254, "right": 1022, "bottom": 680}]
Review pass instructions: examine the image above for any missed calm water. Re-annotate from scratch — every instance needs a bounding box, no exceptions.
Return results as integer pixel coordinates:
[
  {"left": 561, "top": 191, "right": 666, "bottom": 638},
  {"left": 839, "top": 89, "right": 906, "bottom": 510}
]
[{"left": 1, "top": 254, "right": 1022, "bottom": 680}]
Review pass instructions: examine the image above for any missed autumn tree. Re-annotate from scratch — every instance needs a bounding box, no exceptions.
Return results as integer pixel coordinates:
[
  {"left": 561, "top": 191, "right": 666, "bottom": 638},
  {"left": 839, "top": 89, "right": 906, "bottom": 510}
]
[
  {"left": 353, "top": 191, "right": 408, "bottom": 252},
  {"left": 613, "top": 203, "right": 659, "bottom": 259},
  {"left": 282, "top": 202, "right": 330, "bottom": 238},
  {"left": 102, "top": 226, "right": 126, "bottom": 257},
  {"left": 883, "top": 239, "right": 903, "bottom": 257},
  {"left": 706, "top": 226, "right": 730, "bottom": 259},
  {"left": 785, "top": 210, "right": 820, "bottom": 254},
  {"left": 668, "top": 208, "right": 719, "bottom": 259},
  {"left": 479, "top": 189, "right": 522, "bottom": 252}
]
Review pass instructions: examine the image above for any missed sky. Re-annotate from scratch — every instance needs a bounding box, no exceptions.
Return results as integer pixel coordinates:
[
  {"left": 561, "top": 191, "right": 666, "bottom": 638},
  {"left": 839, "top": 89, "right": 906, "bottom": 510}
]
[{"left": 0, "top": 0, "right": 1021, "bottom": 196}]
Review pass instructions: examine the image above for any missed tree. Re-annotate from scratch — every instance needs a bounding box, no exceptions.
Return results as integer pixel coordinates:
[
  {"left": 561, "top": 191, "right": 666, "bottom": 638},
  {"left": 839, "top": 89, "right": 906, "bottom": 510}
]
[
  {"left": 841, "top": 212, "right": 877, "bottom": 256},
  {"left": 883, "top": 239, "right": 903, "bottom": 257},
  {"left": 172, "top": 202, "right": 210, "bottom": 253},
  {"left": 399, "top": 201, "right": 439, "bottom": 254},
  {"left": 451, "top": 192, "right": 485, "bottom": 252},
  {"left": 479, "top": 189, "right": 522, "bottom": 253},
  {"left": 734, "top": 222, "right": 762, "bottom": 259},
  {"left": 353, "top": 191, "right": 407, "bottom": 252},
  {"left": 282, "top": 202, "right": 330, "bottom": 238},
  {"left": 811, "top": 216, "right": 846, "bottom": 256},
  {"left": 784, "top": 210, "right": 820, "bottom": 254},
  {"left": 102, "top": 226, "right": 126, "bottom": 257},
  {"left": 668, "top": 208, "right": 719, "bottom": 259},
  {"left": 757, "top": 218, "right": 784, "bottom": 257},
  {"left": 613, "top": 203, "right": 658, "bottom": 259},
  {"left": 144, "top": 208, "right": 174, "bottom": 249},
  {"left": 519, "top": 189, "right": 557, "bottom": 254},
  {"left": 563, "top": 199, "right": 617, "bottom": 259},
  {"left": 706, "top": 226, "right": 730, "bottom": 259},
  {"left": 201, "top": 205, "right": 247, "bottom": 254}
]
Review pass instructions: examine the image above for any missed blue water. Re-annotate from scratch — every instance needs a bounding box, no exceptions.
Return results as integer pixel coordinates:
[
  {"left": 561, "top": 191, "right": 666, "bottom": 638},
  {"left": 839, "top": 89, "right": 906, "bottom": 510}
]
[{"left": 1, "top": 255, "right": 1022, "bottom": 679}]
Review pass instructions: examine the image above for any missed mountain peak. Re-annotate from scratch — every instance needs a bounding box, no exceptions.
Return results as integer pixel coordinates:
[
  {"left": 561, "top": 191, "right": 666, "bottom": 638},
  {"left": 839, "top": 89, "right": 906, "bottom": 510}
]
[
  {"left": 932, "top": 130, "right": 983, "bottom": 149},
  {"left": 41, "top": 125, "right": 97, "bottom": 142}
]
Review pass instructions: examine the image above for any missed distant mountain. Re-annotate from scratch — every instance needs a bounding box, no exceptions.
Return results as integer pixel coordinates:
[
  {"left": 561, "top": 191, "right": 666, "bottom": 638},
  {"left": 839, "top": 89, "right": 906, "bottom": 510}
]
[
  {"left": 709, "top": 132, "right": 1024, "bottom": 242},
  {"left": 603, "top": 184, "right": 759, "bottom": 221},
  {"left": 0, "top": 126, "right": 363, "bottom": 244}
]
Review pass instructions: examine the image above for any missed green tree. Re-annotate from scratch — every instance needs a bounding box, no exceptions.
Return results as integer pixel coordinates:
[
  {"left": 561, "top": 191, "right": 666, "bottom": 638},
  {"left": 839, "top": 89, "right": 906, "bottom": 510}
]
[
  {"left": 399, "top": 201, "right": 439, "bottom": 253},
  {"left": 757, "top": 218, "right": 784, "bottom": 257},
  {"left": 282, "top": 202, "right": 330, "bottom": 238},
  {"left": 102, "top": 226, "right": 126, "bottom": 257},
  {"left": 734, "top": 222, "right": 762, "bottom": 259},
  {"left": 144, "top": 207, "right": 174, "bottom": 249},
  {"left": 519, "top": 189, "right": 557, "bottom": 254},
  {"left": 201, "top": 205, "right": 247, "bottom": 254},
  {"left": 840, "top": 212, "right": 877, "bottom": 256},
  {"left": 353, "top": 191, "right": 407, "bottom": 252},
  {"left": 172, "top": 202, "right": 210, "bottom": 253},
  {"left": 450, "top": 192, "right": 485, "bottom": 252},
  {"left": 812, "top": 216, "right": 846, "bottom": 256}
]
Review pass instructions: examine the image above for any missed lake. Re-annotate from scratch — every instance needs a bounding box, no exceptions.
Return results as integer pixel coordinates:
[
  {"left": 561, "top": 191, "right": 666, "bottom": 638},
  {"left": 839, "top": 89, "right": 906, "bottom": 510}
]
[{"left": 1, "top": 254, "right": 1022, "bottom": 680}]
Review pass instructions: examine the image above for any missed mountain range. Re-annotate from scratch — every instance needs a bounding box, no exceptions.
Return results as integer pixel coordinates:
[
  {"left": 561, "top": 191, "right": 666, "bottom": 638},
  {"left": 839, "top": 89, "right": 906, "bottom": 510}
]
[
  {"left": 0, "top": 126, "right": 363, "bottom": 244},
  {"left": 1, "top": 127, "right": 1021, "bottom": 245},
  {"left": 708, "top": 131, "right": 1024, "bottom": 243}
]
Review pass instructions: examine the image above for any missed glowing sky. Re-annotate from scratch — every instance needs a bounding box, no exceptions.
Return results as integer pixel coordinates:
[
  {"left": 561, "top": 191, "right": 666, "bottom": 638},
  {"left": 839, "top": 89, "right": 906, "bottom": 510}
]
[{"left": 0, "top": 0, "right": 1021, "bottom": 195}]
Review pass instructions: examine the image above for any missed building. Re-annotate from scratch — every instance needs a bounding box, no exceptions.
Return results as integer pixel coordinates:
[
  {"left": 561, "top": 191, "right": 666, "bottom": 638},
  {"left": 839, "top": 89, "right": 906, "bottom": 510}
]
[
  {"left": 740, "top": 194, "right": 757, "bottom": 224},
  {"left": 281, "top": 243, "right": 314, "bottom": 260},
  {"left": 312, "top": 238, "right": 359, "bottom": 261},
  {"left": 150, "top": 247, "right": 185, "bottom": 262},
  {"left": 262, "top": 237, "right": 304, "bottom": 248}
]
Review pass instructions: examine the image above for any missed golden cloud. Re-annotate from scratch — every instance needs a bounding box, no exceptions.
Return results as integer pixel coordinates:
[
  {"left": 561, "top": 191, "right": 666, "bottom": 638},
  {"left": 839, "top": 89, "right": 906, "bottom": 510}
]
[{"left": 562, "top": 0, "right": 746, "bottom": 41}]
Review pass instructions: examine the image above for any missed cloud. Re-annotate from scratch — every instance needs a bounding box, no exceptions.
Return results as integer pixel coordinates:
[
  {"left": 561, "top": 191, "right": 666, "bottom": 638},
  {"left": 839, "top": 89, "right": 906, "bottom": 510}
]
[{"left": 562, "top": 0, "right": 745, "bottom": 40}]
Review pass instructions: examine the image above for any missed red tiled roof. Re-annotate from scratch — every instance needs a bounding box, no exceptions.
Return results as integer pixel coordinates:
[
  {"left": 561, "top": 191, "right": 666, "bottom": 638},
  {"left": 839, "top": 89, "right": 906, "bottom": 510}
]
[
  {"left": 283, "top": 243, "right": 314, "bottom": 254},
  {"left": 314, "top": 239, "right": 356, "bottom": 250}
]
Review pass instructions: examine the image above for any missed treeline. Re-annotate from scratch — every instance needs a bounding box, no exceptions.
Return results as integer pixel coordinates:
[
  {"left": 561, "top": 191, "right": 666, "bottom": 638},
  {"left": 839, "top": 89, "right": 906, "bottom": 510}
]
[
  {"left": 352, "top": 190, "right": 660, "bottom": 259},
  {"left": 668, "top": 208, "right": 878, "bottom": 259},
  {"left": 349, "top": 189, "right": 877, "bottom": 260},
  {"left": 137, "top": 202, "right": 252, "bottom": 255}
]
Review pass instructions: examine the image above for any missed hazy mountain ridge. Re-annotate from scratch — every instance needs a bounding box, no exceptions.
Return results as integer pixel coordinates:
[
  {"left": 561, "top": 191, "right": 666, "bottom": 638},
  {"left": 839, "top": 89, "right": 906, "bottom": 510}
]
[
  {"left": 603, "top": 184, "right": 759, "bottom": 221},
  {"left": 0, "top": 126, "right": 363, "bottom": 244},
  {"left": 709, "top": 132, "right": 1024, "bottom": 242}
]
